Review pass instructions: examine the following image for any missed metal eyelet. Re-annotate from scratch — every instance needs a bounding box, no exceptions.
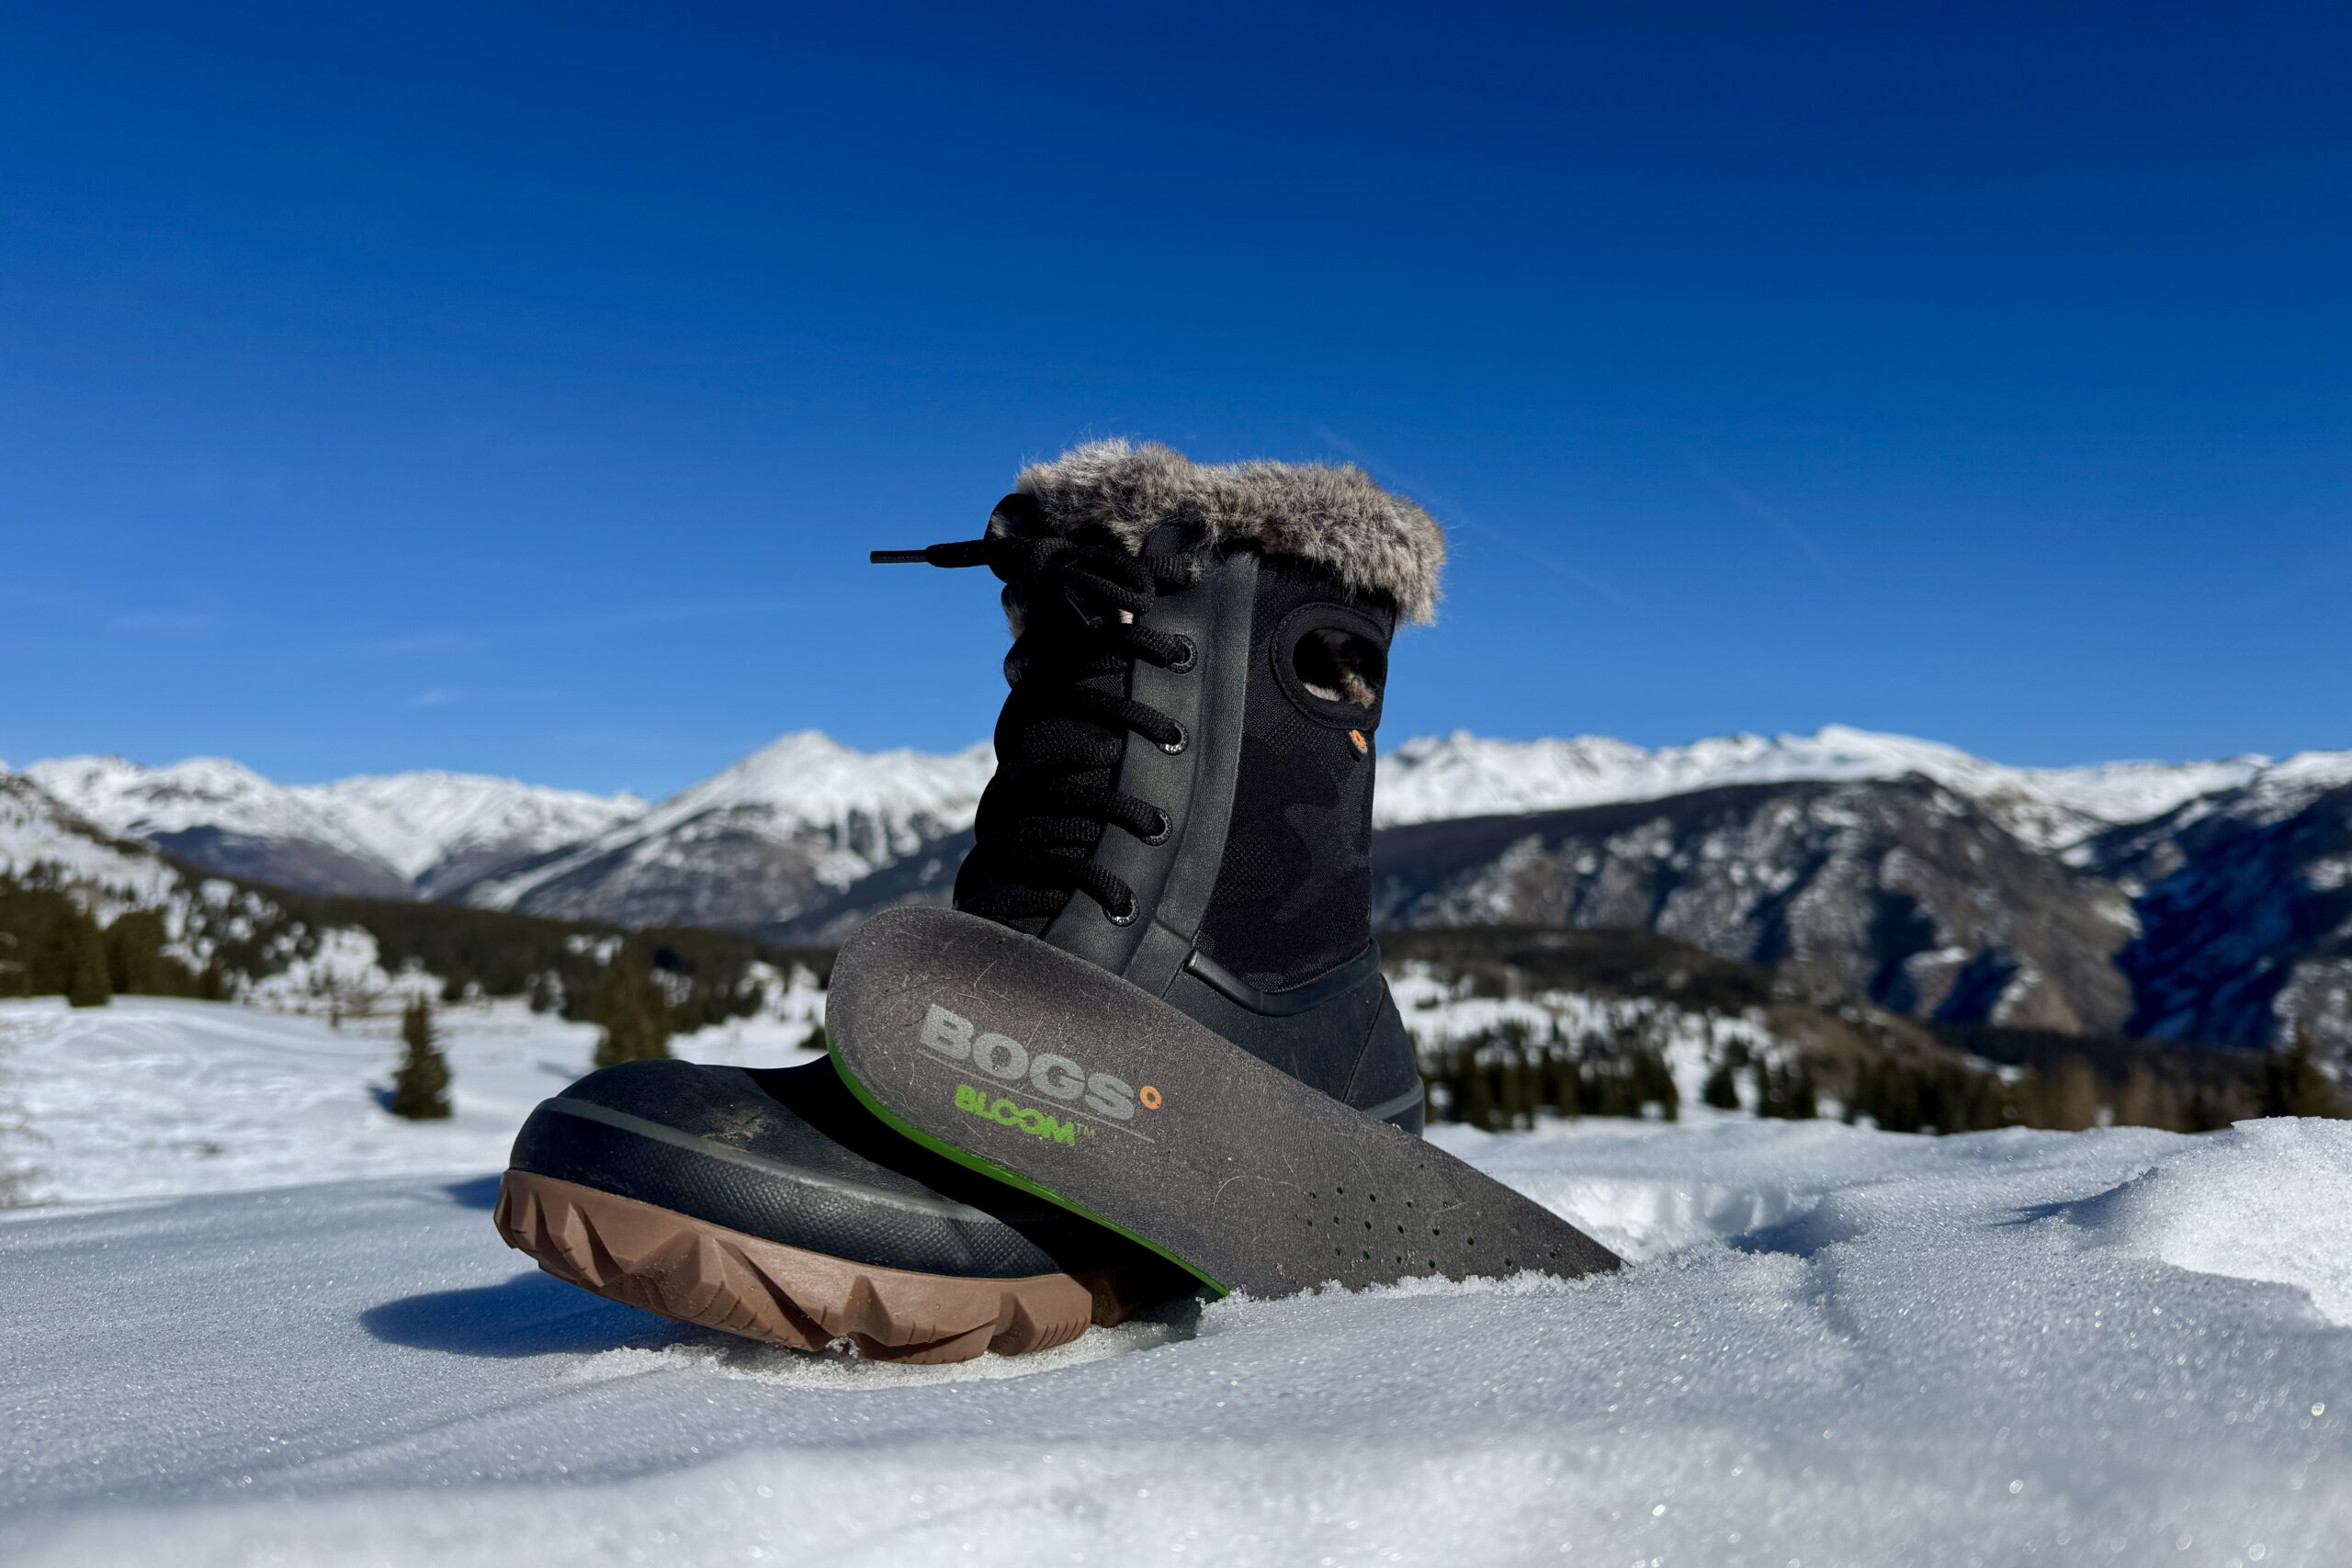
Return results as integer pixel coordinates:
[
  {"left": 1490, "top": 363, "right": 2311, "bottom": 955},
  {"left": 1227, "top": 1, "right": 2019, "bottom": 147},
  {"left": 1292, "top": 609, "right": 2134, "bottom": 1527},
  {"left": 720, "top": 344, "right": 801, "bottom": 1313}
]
[
  {"left": 1165, "top": 636, "right": 1197, "bottom": 673},
  {"left": 1158, "top": 723, "right": 1188, "bottom": 756},
  {"left": 1103, "top": 901, "right": 1139, "bottom": 927},
  {"left": 1140, "top": 810, "right": 1171, "bottom": 846}
]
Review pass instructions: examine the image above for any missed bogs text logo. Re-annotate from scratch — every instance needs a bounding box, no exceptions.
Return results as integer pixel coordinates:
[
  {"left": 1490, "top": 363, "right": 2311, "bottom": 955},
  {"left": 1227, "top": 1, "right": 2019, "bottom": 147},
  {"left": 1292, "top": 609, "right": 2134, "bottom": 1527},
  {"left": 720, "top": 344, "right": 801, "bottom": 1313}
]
[{"left": 918, "top": 1004, "right": 1140, "bottom": 1122}]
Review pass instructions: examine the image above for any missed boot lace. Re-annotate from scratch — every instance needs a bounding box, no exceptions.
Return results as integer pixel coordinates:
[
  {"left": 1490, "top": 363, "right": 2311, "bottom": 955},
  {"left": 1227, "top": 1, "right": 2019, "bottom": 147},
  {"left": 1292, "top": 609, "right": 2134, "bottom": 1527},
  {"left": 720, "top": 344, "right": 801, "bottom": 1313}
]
[{"left": 872, "top": 516, "right": 1198, "bottom": 925}]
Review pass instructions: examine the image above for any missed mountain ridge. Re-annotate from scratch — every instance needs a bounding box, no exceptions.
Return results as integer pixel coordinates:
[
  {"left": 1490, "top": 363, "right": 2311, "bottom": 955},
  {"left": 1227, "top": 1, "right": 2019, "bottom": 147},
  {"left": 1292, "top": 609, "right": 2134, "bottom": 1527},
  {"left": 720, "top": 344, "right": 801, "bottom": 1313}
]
[
  {"left": 24, "top": 754, "right": 646, "bottom": 900},
  {"left": 13, "top": 726, "right": 2349, "bottom": 1055},
  {"left": 29, "top": 724, "right": 2352, "bottom": 883}
]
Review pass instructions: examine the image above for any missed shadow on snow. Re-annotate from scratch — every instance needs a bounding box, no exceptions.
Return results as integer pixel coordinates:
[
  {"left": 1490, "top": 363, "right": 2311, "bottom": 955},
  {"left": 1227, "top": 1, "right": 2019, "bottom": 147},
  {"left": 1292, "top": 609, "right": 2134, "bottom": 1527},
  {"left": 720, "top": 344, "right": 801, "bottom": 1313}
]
[{"left": 361, "top": 1270, "right": 689, "bottom": 1359}]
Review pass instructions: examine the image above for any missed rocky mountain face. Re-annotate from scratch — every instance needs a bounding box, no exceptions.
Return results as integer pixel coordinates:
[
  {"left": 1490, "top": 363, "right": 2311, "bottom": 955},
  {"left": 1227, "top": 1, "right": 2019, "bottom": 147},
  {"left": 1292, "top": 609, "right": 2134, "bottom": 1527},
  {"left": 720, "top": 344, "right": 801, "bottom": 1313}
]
[
  {"left": 16, "top": 728, "right": 2352, "bottom": 1055},
  {"left": 1371, "top": 777, "right": 2140, "bottom": 1035},
  {"left": 2089, "top": 780, "right": 2352, "bottom": 1050}
]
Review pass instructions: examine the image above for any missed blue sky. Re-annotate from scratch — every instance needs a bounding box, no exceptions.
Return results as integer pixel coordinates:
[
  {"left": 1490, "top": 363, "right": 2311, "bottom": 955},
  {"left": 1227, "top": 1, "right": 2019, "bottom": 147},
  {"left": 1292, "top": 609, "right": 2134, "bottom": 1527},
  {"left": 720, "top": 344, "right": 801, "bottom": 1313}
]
[{"left": 4, "top": 3, "right": 2345, "bottom": 797}]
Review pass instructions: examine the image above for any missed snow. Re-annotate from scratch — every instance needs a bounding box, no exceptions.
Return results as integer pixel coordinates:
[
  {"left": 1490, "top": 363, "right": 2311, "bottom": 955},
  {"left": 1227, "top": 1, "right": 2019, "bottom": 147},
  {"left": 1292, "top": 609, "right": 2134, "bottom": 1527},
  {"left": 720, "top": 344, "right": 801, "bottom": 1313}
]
[
  {"left": 26, "top": 728, "right": 2352, "bottom": 915},
  {"left": 24, "top": 755, "right": 643, "bottom": 888},
  {"left": 1374, "top": 725, "right": 2352, "bottom": 850},
  {"left": 22, "top": 753, "right": 291, "bottom": 840},
  {"left": 1388, "top": 962, "right": 1784, "bottom": 1111},
  {"left": 294, "top": 771, "right": 647, "bottom": 883},
  {"left": 665, "top": 731, "right": 995, "bottom": 832},
  {"left": 0, "top": 776, "right": 182, "bottom": 908},
  {"left": 0, "top": 996, "right": 825, "bottom": 1207},
  {"left": 5, "top": 999, "right": 2351, "bottom": 1564},
  {"left": 460, "top": 730, "right": 997, "bottom": 908}
]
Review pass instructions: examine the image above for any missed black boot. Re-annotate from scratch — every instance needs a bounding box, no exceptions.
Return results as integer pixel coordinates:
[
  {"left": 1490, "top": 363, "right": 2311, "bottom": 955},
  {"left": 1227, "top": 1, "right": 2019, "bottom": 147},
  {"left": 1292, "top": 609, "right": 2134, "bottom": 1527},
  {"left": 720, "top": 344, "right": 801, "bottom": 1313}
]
[{"left": 497, "top": 441, "right": 1450, "bottom": 1359}]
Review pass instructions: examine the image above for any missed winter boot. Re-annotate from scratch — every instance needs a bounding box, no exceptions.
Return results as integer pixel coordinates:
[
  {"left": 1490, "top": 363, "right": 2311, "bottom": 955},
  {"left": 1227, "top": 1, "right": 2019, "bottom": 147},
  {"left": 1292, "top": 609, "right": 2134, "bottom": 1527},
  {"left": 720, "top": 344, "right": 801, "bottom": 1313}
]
[
  {"left": 496, "top": 441, "right": 1601, "bottom": 1360},
  {"left": 824, "top": 443, "right": 1617, "bottom": 1296}
]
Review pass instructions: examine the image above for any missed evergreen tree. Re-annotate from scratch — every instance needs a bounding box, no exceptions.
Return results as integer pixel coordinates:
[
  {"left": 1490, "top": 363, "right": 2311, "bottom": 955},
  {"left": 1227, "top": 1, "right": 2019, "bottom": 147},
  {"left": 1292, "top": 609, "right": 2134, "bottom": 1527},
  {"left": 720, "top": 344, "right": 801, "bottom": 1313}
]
[
  {"left": 2021, "top": 1056, "right": 2100, "bottom": 1132},
  {"left": 2182, "top": 1087, "right": 2233, "bottom": 1134},
  {"left": 1457, "top": 1053, "right": 1498, "bottom": 1131},
  {"left": 64, "top": 910, "right": 111, "bottom": 1009},
  {"left": 1510, "top": 1043, "right": 1543, "bottom": 1130},
  {"left": 593, "top": 948, "right": 673, "bottom": 1068},
  {"left": 1843, "top": 1063, "right": 1878, "bottom": 1126},
  {"left": 1576, "top": 1058, "right": 1642, "bottom": 1119},
  {"left": 1631, "top": 1044, "right": 1679, "bottom": 1121},
  {"left": 390, "top": 996, "right": 453, "bottom": 1120},
  {"left": 1855, "top": 1060, "right": 1927, "bottom": 1133},
  {"left": 1917, "top": 1065, "right": 1961, "bottom": 1132},
  {"left": 1784, "top": 1062, "right": 1820, "bottom": 1121},
  {"left": 527, "top": 971, "right": 557, "bottom": 1014},
  {"left": 2262, "top": 1029, "right": 2347, "bottom": 1119},
  {"left": 1541, "top": 1044, "right": 1578, "bottom": 1118},
  {"left": 2113, "top": 1066, "right": 2186, "bottom": 1132},
  {"left": 1702, "top": 1059, "right": 1742, "bottom": 1111},
  {"left": 30, "top": 909, "right": 87, "bottom": 996},
  {"left": 104, "top": 910, "right": 180, "bottom": 996}
]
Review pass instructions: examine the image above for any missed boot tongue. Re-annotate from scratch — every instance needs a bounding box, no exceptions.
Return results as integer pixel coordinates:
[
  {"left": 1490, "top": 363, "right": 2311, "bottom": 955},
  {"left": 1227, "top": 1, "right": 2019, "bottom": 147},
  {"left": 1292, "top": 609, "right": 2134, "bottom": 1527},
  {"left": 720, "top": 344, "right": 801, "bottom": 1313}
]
[
  {"left": 952, "top": 508, "right": 1145, "bottom": 935},
  {"left": 975, "top": 646, "right": 1126, "bottom": 939}
]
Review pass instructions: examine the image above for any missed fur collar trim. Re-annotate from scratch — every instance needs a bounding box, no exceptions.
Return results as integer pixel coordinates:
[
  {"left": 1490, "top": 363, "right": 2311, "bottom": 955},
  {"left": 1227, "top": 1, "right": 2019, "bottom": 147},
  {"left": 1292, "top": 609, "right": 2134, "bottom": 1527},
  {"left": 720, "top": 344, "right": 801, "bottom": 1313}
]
[{"left": 1011, "top": 440, "right": 1445, "bottom": 623}]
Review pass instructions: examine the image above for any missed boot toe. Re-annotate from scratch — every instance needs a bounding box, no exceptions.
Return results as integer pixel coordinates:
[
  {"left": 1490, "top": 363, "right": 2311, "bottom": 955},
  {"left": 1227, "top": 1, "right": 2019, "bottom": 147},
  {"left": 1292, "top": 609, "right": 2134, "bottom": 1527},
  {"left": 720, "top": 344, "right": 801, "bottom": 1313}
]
[{"left": 506, "top": 1056, "right": 1137, "bottom": 1279}]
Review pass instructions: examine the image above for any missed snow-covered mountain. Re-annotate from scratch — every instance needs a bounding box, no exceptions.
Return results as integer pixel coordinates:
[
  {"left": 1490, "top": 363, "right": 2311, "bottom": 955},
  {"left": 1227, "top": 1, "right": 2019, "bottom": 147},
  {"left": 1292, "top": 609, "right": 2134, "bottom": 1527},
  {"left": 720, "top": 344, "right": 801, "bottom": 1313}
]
[
  {"left": 453, "top": 731, "right": 995, "bottom": 931},
  {"left": 24, "top": 755, "right": 644, "bottom": 900},
  {"left": 0, "top": 773, "right": 186, "bottom": 913},
  {"left": 40, "top": 726, "right": 2348, "bottom": 908},
  {"left": 1374, "top": 725, "right": 2352, "bottom": 851},
  {"left": 17, "top": 725, "right": 2351, "bottom": 1052},
  {"left": 0, "top": 772, "right": 347, "bottom": 1000},
  {"left": 308, "top": 771, "right": 649, "bottom": 897}
]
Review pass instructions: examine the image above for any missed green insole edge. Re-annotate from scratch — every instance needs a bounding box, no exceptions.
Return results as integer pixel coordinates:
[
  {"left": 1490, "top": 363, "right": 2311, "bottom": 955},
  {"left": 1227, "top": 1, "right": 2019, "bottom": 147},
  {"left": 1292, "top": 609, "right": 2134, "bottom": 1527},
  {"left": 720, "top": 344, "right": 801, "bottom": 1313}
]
[{"left": 825, "top": 1037, "right": 1231, "bottom": 1298}]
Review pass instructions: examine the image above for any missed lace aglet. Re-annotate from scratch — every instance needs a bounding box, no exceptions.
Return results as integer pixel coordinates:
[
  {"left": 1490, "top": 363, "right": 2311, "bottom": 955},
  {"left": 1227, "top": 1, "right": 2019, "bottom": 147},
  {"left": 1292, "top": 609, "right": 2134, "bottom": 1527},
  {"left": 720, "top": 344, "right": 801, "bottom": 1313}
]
[{"left": 872, "top": 538, "right": 996, "bottom": 569}]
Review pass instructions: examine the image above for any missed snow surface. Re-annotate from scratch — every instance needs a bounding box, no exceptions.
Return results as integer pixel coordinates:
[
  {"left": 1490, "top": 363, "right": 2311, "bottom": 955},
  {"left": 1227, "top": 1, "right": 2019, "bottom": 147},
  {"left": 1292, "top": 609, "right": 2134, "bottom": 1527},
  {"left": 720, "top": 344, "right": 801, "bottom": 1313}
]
[
  {"left": 5, "top": 998, "right": 2351, "bottom": 1565},
  {"left": 0, "top": 996, "right": 823, "bottom": 1207}
]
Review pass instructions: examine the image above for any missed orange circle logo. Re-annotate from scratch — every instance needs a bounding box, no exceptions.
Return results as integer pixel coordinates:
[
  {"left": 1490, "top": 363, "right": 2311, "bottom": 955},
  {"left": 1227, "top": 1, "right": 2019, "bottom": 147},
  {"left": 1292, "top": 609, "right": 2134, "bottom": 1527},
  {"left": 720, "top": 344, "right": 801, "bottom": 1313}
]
[{"left": 1138, "top": 1085, "right": 1163, "bottom": 1111}]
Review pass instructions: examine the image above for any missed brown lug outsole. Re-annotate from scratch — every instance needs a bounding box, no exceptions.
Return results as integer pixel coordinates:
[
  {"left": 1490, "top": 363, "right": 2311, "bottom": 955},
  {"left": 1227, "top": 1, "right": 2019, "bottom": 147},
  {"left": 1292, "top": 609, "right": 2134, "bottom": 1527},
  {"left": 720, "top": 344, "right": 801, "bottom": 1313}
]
[{"left": 493, "top": 1170, "right": 1160, "bottom": 1364}]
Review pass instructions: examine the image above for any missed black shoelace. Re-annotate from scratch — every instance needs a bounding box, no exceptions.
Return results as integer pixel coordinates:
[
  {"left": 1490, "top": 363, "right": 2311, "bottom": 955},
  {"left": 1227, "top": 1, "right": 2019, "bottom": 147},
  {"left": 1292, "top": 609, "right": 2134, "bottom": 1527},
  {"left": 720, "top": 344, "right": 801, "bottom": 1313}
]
[{"left": 872, "top": 522, "right": 1197, "bottom": 925}]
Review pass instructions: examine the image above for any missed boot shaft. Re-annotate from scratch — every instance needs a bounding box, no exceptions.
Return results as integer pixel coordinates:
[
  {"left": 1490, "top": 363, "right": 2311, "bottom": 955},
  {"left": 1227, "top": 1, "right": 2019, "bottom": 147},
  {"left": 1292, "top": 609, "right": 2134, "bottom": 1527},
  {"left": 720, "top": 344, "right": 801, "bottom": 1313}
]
[
  {"left": 967, "top": 442, "right": 1441, "bottom": 987},
  {"left": 889, "top": 441, "right": 1442, "bottom": 1124}
]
